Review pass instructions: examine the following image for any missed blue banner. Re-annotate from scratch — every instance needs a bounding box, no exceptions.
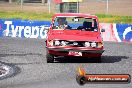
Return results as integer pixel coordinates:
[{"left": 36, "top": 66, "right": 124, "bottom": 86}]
[
  {"left": 115, "top": 24, "right": 132, "bottom": 42},
  {"left": 0, "top": 19, "right": 51, "bottom": 39},
  {"left": 0, "top": 19, "right": 132, "bottom": 42}
]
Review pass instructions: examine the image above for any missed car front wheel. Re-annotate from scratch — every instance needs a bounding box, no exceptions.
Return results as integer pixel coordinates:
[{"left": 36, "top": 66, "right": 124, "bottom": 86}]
[
  {"left": 94, "top": 56, "right": 102, "bottom": 63},
  {"left": 46, "top": 53, "right": 54, "bottom": 63}
]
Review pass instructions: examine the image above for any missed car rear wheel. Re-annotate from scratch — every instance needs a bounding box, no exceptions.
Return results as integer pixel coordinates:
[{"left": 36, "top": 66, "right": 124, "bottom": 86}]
[{"left": 46, "top": 53, "right": 54, "bottom": 63}]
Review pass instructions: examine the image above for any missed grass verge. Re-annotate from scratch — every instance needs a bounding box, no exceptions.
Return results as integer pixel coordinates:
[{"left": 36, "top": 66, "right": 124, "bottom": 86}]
[
  {"left": 0, "top": 11, "right": 131, "bottom": 23},
  {"left": 0, "top": 11, "right": 53, "bottom": 21},
  {"left": 96, "top": 14, "right": 132, "bottom": 24}
]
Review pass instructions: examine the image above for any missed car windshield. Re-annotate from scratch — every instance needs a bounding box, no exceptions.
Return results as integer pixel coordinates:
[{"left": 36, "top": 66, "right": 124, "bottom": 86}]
[{"left": 52, "top": 17, "right": 98, "bottom": 32}]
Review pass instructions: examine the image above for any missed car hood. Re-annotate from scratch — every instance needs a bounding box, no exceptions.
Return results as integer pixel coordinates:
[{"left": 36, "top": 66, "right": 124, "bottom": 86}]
[{"left": 48, "top": 30, "right": 102, "bottom": 42}]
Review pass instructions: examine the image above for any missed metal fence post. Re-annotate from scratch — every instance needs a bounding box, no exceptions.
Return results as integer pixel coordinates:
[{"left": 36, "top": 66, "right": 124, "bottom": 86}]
[
  {"left": 77, "top": 1, "right": 79, "bottom": 13},
  {"left": 106, "top": 0, "right": 109, "bottom": 14},
  {"left": 9, "top": 0, "right": 12, "bottom": 3},
  {"left": 42, "top": 0, "right": 44, "bottom": 4},
  {"left": 21, "top": 0, "right": 23, "bottom": 11},
  {"left": 48, "top": 0, "right": 51, "bottom": 13}
]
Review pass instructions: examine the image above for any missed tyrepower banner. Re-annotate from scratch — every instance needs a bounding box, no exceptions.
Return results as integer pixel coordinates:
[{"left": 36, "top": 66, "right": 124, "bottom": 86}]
[
  {"left": 0, "top": 19, "right": 131, "bottom": 42},
  {"left": 0, "top": 19, "right": 50, "bottom": 39}
]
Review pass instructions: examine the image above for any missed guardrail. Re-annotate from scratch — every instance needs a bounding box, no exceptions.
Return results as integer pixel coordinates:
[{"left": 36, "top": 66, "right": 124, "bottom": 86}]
[{"left": 0, "top": 19, "right": 131, "bottom": 42}]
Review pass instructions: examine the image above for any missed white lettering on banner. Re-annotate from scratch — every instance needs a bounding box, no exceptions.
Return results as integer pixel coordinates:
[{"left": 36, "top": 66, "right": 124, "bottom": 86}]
[
  {"left": 24, "top": 26, "right": 31, "bottom": 38},
  {"left": 18, "top": 26, "right": 24, "bottom": 37},
  {"left": 123, "top": 27, "right": 132, "bottom": 40},
  {"left": 4, "top": 21, "right": 12, "bottom": 36},
  {"left": 40, "top": 26, "right": 47, "bottom": 39},
  {"left": 30, "top": 26, "right": 39, "bottom": 38},
  {"left": 113, "top": 24, "right": 121, "bottom": 42},
  {"left": 3, "top": 21, "right": 49, "bottom": 39},
  {"left": 11, "top": 25, "right": 19, "bottom": 37}
]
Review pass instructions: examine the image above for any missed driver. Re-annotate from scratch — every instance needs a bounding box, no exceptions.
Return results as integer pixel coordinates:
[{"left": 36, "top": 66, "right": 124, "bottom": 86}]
[
  {"left": 56, "top": 17, "right": 66, "bottom": 29},
  {"left": 64, "top": 21, "right": 71, "bottom": 29}
]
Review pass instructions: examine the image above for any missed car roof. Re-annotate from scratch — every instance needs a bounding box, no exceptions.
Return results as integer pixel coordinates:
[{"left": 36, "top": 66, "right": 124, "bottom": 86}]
[{"left": 53, "top": 13, "right": 98, "bottom": 18}]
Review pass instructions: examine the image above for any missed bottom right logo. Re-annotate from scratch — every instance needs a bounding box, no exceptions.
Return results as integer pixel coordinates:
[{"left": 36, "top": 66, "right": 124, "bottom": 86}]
[{"left": 76, "top": 67, "right": 131, "bottom": 85}]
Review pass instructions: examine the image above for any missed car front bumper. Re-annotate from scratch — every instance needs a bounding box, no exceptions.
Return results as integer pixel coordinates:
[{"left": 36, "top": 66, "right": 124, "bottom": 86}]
[{"left": 46, "top": 47, "right": 104, "bottom": 57}]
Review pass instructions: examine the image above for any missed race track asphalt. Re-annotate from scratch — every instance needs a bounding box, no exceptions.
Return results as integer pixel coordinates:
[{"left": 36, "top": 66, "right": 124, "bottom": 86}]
[{"left": 0, "top": 37, "right": 132, "bottom": 88}]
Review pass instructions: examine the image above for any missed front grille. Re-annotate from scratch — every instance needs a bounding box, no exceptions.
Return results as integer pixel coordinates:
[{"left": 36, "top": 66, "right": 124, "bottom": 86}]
[
  {"left": 54, "top": 40, "right": 85, "bottom": 47},
  {"left": 66, "top": 41, "right": 84, "bottom": 47}
]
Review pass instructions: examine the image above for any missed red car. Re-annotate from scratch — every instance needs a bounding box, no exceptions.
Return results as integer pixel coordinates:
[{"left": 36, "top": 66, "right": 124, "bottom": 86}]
[{"left": 46, "top": 13, "right": 105, "bottom": 63}]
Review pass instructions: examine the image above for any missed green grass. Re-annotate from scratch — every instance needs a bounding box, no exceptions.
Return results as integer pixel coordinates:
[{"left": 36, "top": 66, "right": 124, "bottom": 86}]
[
  {"left": 0, "top": 11, "right": 132, "bottom": 23},
  {"left": 96, "top": 14, "right": 132, "bottom": 24},
  {"left": 0, "top": 11, "right": 53, "bottom": 21}
]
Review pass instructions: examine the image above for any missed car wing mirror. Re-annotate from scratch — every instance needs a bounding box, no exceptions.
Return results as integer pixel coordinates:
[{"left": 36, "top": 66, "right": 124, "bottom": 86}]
[{"left": 101, "top": 29, "right": 105, "bottom": 32}]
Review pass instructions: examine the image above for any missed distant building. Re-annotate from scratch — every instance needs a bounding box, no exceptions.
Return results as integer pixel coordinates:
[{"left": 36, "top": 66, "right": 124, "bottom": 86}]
[
  {"left": 53, "top": 0, "right": 83, "bottom": 13},
  {"left": 0, "top": 0, "right": 48, "bottom": 3}
]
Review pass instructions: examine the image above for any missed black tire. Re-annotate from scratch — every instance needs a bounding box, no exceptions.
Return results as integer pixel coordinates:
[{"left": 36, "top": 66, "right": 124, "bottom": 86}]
[
  {"left": 46, "top": 53, "right": 54, "bottom": 63},
  {"left": 93, "top": 57, "right": 102, "bottom": 63},
  {"left": 76, "top": 75, "right": 87, "bottom": 85},
  {"left": 97, "top": 57, "right": 102, "bottom": 63}
]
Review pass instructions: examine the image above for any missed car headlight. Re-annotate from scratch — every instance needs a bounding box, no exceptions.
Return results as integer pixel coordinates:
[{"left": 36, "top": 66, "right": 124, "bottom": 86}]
[
  {"left": 91, "top": 42, "right": 97, "bottom": 48},
  {"left": 84, "top": 42, "right": 90, "bottom": 47},
  {"left": 48, "top": 40, "right": 53, "bottom": 46},
  {"left": 54, "top": 40, "right": 60, "bottom": 46},
  {"left": 61, "top": 41, "right": 67, "bottom": 46},
  {"left": 97, "top": 42, "right": 103, "bottom": 48}
]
